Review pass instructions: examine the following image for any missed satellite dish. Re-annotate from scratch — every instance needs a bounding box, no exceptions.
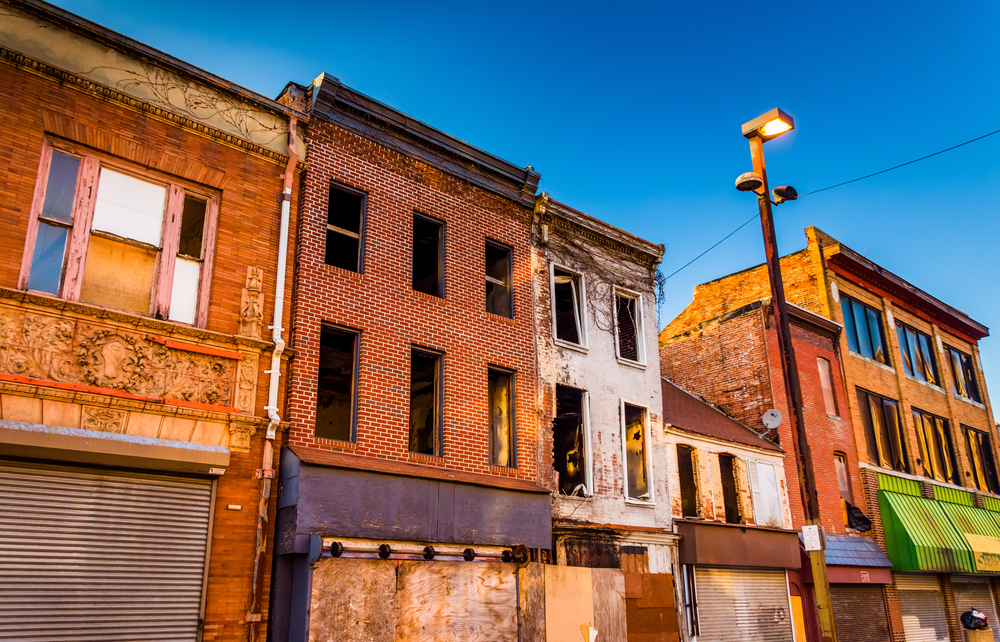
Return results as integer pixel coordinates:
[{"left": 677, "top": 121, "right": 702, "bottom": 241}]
[{"left": 762, "top": 409, "right": 782, "bottom": 429}]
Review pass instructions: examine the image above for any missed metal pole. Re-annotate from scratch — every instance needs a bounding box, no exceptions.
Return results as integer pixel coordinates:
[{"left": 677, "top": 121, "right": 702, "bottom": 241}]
[{"left": 748, "top": 134, "right": 837, "bottom": 642}]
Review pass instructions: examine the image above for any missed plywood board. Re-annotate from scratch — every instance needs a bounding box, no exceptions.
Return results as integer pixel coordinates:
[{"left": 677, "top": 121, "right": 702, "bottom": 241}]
[
  {"left": 546, "top": 565, "right": 595, "bottom": 642},
  {"left": 592, "top": 568, "right": 627, "bottom": 642},
  {"left": 394, "top": 561, "right": 518, "bottom": 642},
  {"left": 519, "top": 563, "right": 546, "bottom": 642},
  {"left": 637, "top": 574, "right": 674, "bottom": 609},
  {"left": 309, "top": 558, "right": 397, "bottom": 642}
]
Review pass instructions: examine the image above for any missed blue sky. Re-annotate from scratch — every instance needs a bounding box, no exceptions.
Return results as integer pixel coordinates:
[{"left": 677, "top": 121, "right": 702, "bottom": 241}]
[{"left": 56, "top": 0, "right": 1000, "bottom": 390}]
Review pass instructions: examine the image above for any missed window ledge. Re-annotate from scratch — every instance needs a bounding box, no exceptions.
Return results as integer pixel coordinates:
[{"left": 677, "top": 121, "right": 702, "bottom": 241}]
[
  {"left": 313, "top": 437, "right": 358, "bottom": 451},
  {"left": 554, "top": 339, "right": 588, "bottom": 354},
  {"left": 849, "top": 351, "right": 895, "bottom": 373},
  {"left": 412, "top": 289, "right": 447, "bottom": 305},
  {"left": 616, "top": 357, "right": 646, "bottom": 370},
  {"left": 556, "top": 494, "right": 593, "bottom": 502},
  {"left": 624, "top": 498, "right": 656, "bottom": 508},
  {"left": 485, "top": 311, "right": 516, "bottom": 325},
  {"left": 321, "top": 263, "right": 364, "bottom": 280},
  {"left": 408, "top": 452, "right": 445, "bottom": 465},
  {"left": 904, "top": 374, "right": 944, "bottom": 394},
  {"left": 955, "top": 395, "right": 986, "bottom": 409},
  {"left": 488, "top": 464, "right": 519, "bottom": 474}
]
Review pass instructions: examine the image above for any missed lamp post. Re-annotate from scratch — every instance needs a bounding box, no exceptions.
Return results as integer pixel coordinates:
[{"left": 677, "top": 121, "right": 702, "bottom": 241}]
[{"left": 738, "top": 109, "right": 837, "bottom": 642}]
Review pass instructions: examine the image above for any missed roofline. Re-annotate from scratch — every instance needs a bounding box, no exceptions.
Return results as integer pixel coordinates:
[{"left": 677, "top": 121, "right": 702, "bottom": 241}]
[
  {"left": 544, "top": 197, "right": 665, "bottom": 262},
  {"left": 6, "top": 0, "right": 306, "bottom": 121},
  {"left": 664, "top": 423, "right": 785, "bottom": 456},
  {"left": 661, "top": 377, "right": 782, "bottom": 452}
]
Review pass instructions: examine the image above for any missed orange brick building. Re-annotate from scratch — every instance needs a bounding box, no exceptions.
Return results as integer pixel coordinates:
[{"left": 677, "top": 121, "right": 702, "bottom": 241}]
[{"left": 0, "top": 2, "right": 302, "bottom": 640}]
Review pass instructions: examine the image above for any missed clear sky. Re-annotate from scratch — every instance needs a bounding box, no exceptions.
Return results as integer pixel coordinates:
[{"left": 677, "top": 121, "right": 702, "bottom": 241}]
[{"left": 53, "top": 0, "right": 1000, "bottom": 391}]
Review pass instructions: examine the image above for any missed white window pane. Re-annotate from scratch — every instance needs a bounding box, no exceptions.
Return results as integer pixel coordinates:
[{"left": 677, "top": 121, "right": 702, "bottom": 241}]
[
  {"left": 92, "top": 169, "right": 166, "bottom": 246},
  {"left": 169, "top": 257, "right": 200, "bottom": 324},
  {"left": 754, "top": 462, "right": 784, "bottom": 528}
]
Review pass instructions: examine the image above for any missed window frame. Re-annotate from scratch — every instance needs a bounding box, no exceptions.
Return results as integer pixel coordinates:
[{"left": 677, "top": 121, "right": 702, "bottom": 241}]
[
  {"left": 549, "top": 263, "right": 588, "bottom": 349},
  {"left": 857, "top": 388, "right": 908, "bottom": 473},
  {"left": 840, "top": 295, "right": 891, "bottom": 367},
  {"left": 817, "top": 357, "right": 839, "bottom": 417},
  {"left": 911, "top": 406, "right": 958, "bottom": 485},
  {"left": 324, "top": 179, "right": 367, "bottom": 273},
  {"left": 487, "top": 365, "right": 517, "bottom": 468},
  {"left": 552, "top": 384, "right": 593, "bottom": 497},
  {"left": 408, "top": 346, "right": 444, "bottom": 457},
  {"left": 833, "top": 452, "right": 853, "bottom": 503},
  {"left": 746, "top": 459, "right": 785, "bottom": 528},
  {"left": 485, "top": 239, "right": 514, "bottom": 318},
  {"left": 19, "top": 138, "right": 219, "bottom": 328},
  {"left": 314, "top": 322, "right": 361, "bottom": 443},
  {"left": 412, "top": 212, "right": 445, "bottom": 298},
  {"left": 613, "top": 287, "right": 646, "bottom": 366},
  {"left": 620, "top": 400, "right": 653, "bottom": 504},
  {"left": 717, "top": 452, "right": 742, "bottom": 524},
  {"left": 947, "top": 345, "right": 982, "bottom": 404},
  {"left": 895, "top": 320, "right": 939, "bottom": 386},
  {"left": 964, "top": 424, "right": 1000, "bottom": 494},
  {"left": 676, "top": 443, "right": 699, "bottom": 517}
]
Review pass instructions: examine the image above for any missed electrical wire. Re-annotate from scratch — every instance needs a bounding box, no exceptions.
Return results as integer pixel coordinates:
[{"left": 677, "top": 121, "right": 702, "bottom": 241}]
[{"left": 663, "top": 126, "right": 1000, "bottom": 282}]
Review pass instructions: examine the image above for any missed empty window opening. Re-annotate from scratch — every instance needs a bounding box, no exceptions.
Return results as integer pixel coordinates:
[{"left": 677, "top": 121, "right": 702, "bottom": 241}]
[
  {"left": 896, "top": 322, "right": 938, "bottom": 385},
  {"left": 912, "top": 407, "right": 958, "bottom": 485},
  {"left": 316, "top": 325, "right": 358, "bottom": 441},
  {"left": 948, "top": 346, "right": 982, "bottom": 403},
  {"left": 858, "top": 388, "right": 908, "bottom": 473},
  {"left": 489, "top": 367, "right": 515, "bottom": 467},
  {"left": 553, "top": 385, "right": 587, "bottom": 496},
  {"left": 747, "top": 461, "right": 783, "bottom": 527},
  {"left": 840, "top": 296, "right": 890, "bottom": 365},
  {"left": 615, "top": 293, "right": 643, "bottom": 362},
  {"left": 553, "top": 268, "right": 583, "bottom": 344},
  {"left": 485, "top": 241, "right": 512, "bottom": 317},
  {"left": 325, "top": 183, "right": 364, "bottom": 272},
  {"left": 965, "top": 425, "right": 1000, "bottom": 494},
  {"left": 676, "top": 444, "right": 698, "bottom": 516},
  {"left": 817, "top": 357, "right": 838, "bottom": 416},
  {"left": 412, "top": 214, "right": 443, "bottom": 296},
  {"left": 718, "top": 454, "right": 740, "bottom": 524},
  {"left": 409, "top": 349, "right": 442, "bottom": 456}
]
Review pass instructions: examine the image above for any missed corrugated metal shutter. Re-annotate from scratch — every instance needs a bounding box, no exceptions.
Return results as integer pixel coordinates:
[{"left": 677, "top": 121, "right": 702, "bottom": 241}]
[
  {"left": 0, "top": 460, "right": 213, "bottom": 641},
  {"left": 953, "top": 577, "right": 1000, "bottom": 642},
  {"left": 830, "top": 584, "right": 889, "bottom": 642},
  {"left": 694, "top": 566, "right": 794, "bottom": 642},
  {"left": 897, "top": 574, "right": 949, "bottom": 642}
]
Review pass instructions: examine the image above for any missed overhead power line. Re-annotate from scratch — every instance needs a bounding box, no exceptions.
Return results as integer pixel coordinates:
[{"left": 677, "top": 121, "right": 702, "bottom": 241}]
[{"left": 663, "top": 126, "right": 1000, "bottom": 282}]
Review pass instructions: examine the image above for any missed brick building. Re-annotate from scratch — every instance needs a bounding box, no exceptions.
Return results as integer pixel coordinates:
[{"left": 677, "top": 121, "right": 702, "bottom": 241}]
[
  {"left": 0, "top": 1, "right": 302, "bottom": 640},
  {"left": 661, "top": 226, "right": 1000, "bottom": 642},
  {"left": 270, "top": 74, "right": 550, "bottom": 642}
]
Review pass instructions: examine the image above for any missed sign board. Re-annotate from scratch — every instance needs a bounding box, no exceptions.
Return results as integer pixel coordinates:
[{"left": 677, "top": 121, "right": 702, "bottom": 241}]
[
  {"left": 964, "top": 533, "right": 1000, "bottom": 572},
  {"left": 802, "top": 525, "right": 825, "bottom": 552}
]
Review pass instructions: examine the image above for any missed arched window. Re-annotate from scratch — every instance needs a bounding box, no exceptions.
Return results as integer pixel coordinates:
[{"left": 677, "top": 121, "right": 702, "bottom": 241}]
[{"left": 676, "top": 445, "right": 699, "bottom": 517}]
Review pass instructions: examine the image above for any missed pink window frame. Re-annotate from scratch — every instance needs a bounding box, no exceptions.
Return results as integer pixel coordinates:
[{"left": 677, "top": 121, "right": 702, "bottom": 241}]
[{"left": 18, "top": 139, "right": 219, "bottom": 328}]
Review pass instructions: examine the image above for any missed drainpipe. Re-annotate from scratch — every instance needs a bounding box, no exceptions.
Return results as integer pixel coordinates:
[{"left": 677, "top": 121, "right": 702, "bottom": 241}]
[{"left": 247, "top": 116, "right": 298, "bottom": 641}]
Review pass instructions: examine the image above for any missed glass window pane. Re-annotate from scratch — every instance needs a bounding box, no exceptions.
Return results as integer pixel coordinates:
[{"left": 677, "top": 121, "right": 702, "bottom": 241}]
[
  {"left": 916, "top": 333, "right": 937, "bottom": 384},
  {"left": 79, "top": 235, "right": 157, "bottom": 314},
  {"left": 841, "top": 299, "right": 859, "bottom": 354},
  {"left": 92, "top": 169, "right": 166, "bottom": 246},
  {"left": 168, "top": 257, "right": 200, "bottom": 325},
  {"left": 41, "top": 151, "right": 80, "bottom": 223},
  {"left": 852, "top": 301, "right": 873, "bottom": 359},
  {"left": 553, "top": 385, "right": 586, "bottom": 495},
  {"left": 316, "top": 326, "right": 357, "bottom": 441},
  {"left": 896, "top": 325, "right": 913, "bottom": 376},
  {"left": 866, "top": 307, "right": 886, "bottom": 363},
  {"left": 409, "top": 350, "right": 439, "bottom": 455},
  {"left": 883, "top": 399, "right": 907, "bottom": 473},
  {"left": 26, "top": 222, "right": 68, "bottom": 294},
  {"left": 624, "top": 404, "right": 648, "bottom": 499},
  {"left": 177, "top": 196, "right": 206, "bottom": 258}
]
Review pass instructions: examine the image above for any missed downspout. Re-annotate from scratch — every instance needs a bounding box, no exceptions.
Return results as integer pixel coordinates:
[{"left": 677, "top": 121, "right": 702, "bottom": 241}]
[{"left": 247, "top": 115, "right": 298, "bottom": 641}]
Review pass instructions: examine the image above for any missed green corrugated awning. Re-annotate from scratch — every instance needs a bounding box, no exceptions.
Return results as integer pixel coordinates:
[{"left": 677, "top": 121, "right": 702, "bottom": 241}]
[
  {"left": 879, "top": 490, "right": 976, "bottom": 573},
  {"left": 940, "top": 502, "right": 1000, "bottom": 538}
]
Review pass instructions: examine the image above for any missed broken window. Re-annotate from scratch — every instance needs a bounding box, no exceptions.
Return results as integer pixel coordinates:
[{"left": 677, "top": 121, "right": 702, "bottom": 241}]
[
  {"left": 622, "top": 403, "right": 649, "bottom": 501},
  {"left": 857, "top": 388, "right": 908, "bottom": 473},
  {"left": 676, "top": 444, "right": 698, "bottom": 516},
  {"left": 896, "top": 322, "right": 938, "bottom": 385},
  {"left": 325, "top": 182, "right": 365, "bottom": 272},
  {"left": 747, "top": 461, "right": 783, "bottom": 527},
  {"left": 965, "top": 425, "right": 1000, "bottom": 494},
  {"left": 413, "top": 213, "right": 443, "bottom": 297},
  {"left": 718, "top": 453, "right": 740, "bottom": 524},
  {"left": 840, "top": 295, "right": 890, "bottom": 365},
  {"left": 485, "top": 240, "right": 512, "bottom": 318},
  {"left": 615, "top": 291, "right": 644, "bottom": 363},
  {"left": 817, "top": 357, "right": 838, "bottom": 416},
  {"left": 947, "top": 346, "right": 982, "bottom": 403},
  {"left": 316, "top": 325, "right": 358, "bottom": 442},
  {"left": 488, "top": 367, "right": 515, "bottom": 467},
  {"left": 553, "top": 385, "right": 588, "bottom": 496},
  {"left": 409, "top": 348, "right": 441, "bottom": 456},
  {"left": 834, "top": 453, "right": 853, "bottom": 503},
  {"left": 21, "top": 141, "right": 217, "bottom": 327},
  {"left": 552, "top": 267, "right": 584, "bottom": 345},
  {"left": 912, "top": 407, "right": 958, "bottom": 484}
]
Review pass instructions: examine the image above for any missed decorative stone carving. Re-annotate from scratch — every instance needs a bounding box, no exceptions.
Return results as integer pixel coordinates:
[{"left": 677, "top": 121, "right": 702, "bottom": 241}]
[
  {"left": 238, "top": 267, "right": 264, "bottom": 339},
  {"left": 237, "top": 353, "right": 258, "bottom": 414},
  {"left": 82, "top": 407, "right": 126, "bottom": 433},
  {"left": 229, "top": 419, "right": 257, "bottom": 453}
]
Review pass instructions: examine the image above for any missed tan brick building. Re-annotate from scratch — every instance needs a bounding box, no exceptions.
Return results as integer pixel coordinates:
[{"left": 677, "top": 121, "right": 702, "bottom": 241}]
[{"left": 0, "top": 2, "right": 303, "bottom": 639}]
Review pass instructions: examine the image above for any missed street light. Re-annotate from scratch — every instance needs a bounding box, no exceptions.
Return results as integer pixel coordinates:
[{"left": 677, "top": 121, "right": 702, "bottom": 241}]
[{"left": 736, "top": 109, "right": 838, "bottom": 642}]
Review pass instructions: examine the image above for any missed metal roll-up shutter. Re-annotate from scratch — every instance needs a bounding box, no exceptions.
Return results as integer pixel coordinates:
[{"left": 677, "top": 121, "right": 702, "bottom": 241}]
[
  {"left": 953, "top": 577, "right": 1000, "bottom": 642},
  {"left": 694, "top": 566, "right": 794, "bottom": 642},
  {"left": 896, "top": 574, "right": 949, "bottom": 642},
  {"left": 0, "top": 460, "right": 213, "bottom": 641},
  {"left": 830, "top": 584, "right": 889, "bottom": 642}
]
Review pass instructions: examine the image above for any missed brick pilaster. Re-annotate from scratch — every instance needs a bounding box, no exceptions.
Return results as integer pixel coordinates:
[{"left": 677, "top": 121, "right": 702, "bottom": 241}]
[
  {"left": 860, "top": 468, "right": 887, "bottom": 552},
  {"left": 940, "top": 574, "right": 962, "bottom": 642},
  {"left": 884, "top": 578, "right": 906, "bottom": 642},
  {"left": 921, "top": 481, "right": 936, "bottom": 500}
]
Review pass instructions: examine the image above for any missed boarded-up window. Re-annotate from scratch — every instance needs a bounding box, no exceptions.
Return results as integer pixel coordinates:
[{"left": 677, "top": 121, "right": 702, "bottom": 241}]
[
  {"left": 858, "top": 388, "right": 908, "bottom": 473},
  {"left": 747, "top": 461, "right": 784, "bottom": 527},
  {"left": 489, "top": 367, "right": 515, "bottom": 467},
  {"left": 316, "top": 325, "right": 358, "bottom": 441},
  {"left": 413, "top": 214, "right": 443, "bottom": 297},
  {"left": 485, "top": 240, "right": 512, "bottom": 318},
  {"left": 409, "top": 348, "right": 441, "bottom": 455},
  {"left": 552, "top": 267, "right": 584, "bottom": 345},
  {"left": 325, "top": 183, "right": 364, "bottom": 272},
  {"left": 623, "top": 404, "right": 649, "bottom": 500},
  {"left": 615, "top": 292, "right": 643, "bottom": 362},
  {"left": 912, "top": 407, "right": 958, "bottom": 485},
  {"left": 965, "top": 425, "right": 1000, "bottom": 494},
  {"left": 677, "top": 445, "right": 698, "bottom": 516},
  {"left": 817, "top": 357, "right": 838, "bottom": 416},
  {"left": 718, "top": 454, "right": 740, "bottom": 524},
  {"left": 553, "top": 385, "right": 587, "bottom": 495}
]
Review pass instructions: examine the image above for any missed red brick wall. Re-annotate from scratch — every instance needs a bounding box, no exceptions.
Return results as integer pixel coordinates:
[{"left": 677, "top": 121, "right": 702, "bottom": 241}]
[{"left": 286, "top": 120, "right": 539, "bottom": 483}]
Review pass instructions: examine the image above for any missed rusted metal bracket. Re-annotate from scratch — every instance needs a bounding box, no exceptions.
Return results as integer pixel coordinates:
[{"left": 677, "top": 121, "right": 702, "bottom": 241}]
[{"left": 255, "top": 468, "right": 275, "bottom": 479}]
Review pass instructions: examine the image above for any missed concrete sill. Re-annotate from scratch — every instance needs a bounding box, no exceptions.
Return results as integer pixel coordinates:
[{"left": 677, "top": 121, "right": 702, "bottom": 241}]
[
  {"left": 624, "top": 498, "right": 656, "bottom": 508},
  {"left": 904, "top": 374, "right": 944, "bottom": 394},
  {"left": 616, "top": 357, "right": 646, "bottom": 370},
  {"left": 554, "top": 339, "right": 588, "bottom": 354},
  {"left": 955, "top": 394, "right": 986, "bottom": 410},
  {"left": 849, "top": 351, "right": 895, "bottom": 373}
]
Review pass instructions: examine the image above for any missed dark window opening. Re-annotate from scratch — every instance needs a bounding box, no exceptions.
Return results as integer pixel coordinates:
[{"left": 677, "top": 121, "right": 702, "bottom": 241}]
[
  {"left": 177, "top": 196, "right": 206, "bottom": 259},
  {"left": 316, "top": 325, "right": 358, "bottom": 441},
  {"left": 489, "top": 367, "right": 515, "bottom": 467},
  {"left": 412, "top": 214, "right": 443, "bottom": 296},
  {"left": 912, "top": 407, "right": 958, "bottom": 485},
  {"left": 553, "top": 385, "right": 587, "bottom": 495},
  {"left": 948, "top": 346, "right": 982, "bottom": 403},
  {"left": 325, "top": 183, "right": 364, "bottom": 272},
  {"left": 841, "top": 296, "right": 889, "bottom": 365},
  {"left": 624, "top": 404, "right": 648, "bottom": 500},
  {"left": 485, "top": 241, "right": 512, "bottom": 317},
  {"left": 858, "top": 388, "right": 908, "bottom": 473},
  {"left": 677, "top": 444, "right": 698, "bottom": 517},
  {"left": 965, "top": 425, "right": 1000, "bottom": 494},
  {"left": 616, "top": 294, "right": 640, "bottom": 361},
  {"left": 718, "top": 454, "right": 740, "bottom": 524},
  {"left": 896, "top": 322, "right": 938, "bottom": 385},
  {"left": 409, "top": 349, "right": 441, "bottom": 455},
  {"left": 553, "top": 268, "right": 582, "bottom": 344}
]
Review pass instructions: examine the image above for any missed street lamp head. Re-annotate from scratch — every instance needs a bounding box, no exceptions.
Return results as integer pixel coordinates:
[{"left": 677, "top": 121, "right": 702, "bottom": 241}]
[
  {"left": 742, "top": 108, "right": 794, "bottom": 141},
  {"left": 735, "top": 171, "right": 764, "bottom": 192},
  {"left": 772, "top": 185, "right": 798, "bottom": 204}
]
